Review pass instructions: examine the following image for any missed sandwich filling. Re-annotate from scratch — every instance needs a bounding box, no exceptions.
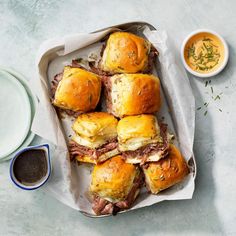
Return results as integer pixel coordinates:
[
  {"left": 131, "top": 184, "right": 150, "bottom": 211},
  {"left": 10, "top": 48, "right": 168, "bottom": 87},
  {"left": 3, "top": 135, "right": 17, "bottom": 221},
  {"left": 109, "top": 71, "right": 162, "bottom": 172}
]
[
  {"left": 69, "top": 137, "right": 118, "bottom": 162},
  {"left": 69, "top": 112, "right": 119, "bottom": 163},
  {"left": 121, "top": 123, "right": 170, "bottom": 164}
]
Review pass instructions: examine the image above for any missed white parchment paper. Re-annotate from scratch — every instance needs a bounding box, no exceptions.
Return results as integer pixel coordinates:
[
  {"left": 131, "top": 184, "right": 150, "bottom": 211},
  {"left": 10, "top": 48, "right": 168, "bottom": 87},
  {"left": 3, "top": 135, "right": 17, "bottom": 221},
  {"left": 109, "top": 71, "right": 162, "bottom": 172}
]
[{"left": 32, "top": 23, "right": 196, "bottom": 216}]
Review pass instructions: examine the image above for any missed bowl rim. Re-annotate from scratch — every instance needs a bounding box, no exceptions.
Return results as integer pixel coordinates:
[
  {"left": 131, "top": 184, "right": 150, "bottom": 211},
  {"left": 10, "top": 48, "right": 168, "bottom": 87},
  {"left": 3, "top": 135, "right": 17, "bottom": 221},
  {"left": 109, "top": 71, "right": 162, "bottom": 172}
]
[
  {"left": 181, "top": 29, "right": 229, "bottom": 78},
  {"left": 10, "top": 144, "right": 51, "bottom": 190}
]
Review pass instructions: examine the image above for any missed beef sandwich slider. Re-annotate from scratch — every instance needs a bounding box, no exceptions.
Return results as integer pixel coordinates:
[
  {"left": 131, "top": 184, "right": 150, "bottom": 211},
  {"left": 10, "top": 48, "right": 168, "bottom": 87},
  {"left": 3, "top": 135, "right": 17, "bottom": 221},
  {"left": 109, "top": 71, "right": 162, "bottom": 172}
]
[
  {"left": 142, "top": 144, "right": 189, "bottom": 194},
  {"left": 117, "top": 114, "right": 170, "bottom": 164},
  {"left": 90, "top": 155, "right": 143, "bottom": 215},
  {"left": 52, "top": 66, "right": 101, "bottom": 116},
  {"left": 100, "top": 31, "right": 158, "bottom": 74},
  {"left": 104, "top": 73, "right": 161, "bottom": 118},
  {"left": 69, "top": 112, "right": 120, "bottom": 164}
]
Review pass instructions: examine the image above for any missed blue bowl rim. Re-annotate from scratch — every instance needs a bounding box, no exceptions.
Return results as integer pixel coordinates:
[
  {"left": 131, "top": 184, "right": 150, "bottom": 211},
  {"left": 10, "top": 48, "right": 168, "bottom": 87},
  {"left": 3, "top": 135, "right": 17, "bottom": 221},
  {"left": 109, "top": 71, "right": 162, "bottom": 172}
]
[{"left": 10, "top": 143, "right": 51, "bottom": 191}]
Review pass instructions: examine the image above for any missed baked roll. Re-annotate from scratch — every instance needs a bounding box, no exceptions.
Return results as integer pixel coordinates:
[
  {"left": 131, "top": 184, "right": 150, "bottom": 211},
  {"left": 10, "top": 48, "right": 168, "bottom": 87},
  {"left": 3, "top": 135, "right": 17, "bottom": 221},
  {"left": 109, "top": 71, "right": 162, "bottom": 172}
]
[
  {"left": 104, "top": 73, "right": 161, "bottom": 118},
  {"left": 52, "top": 66, "right": 101, "bottom": 114},
  {"left": 90, "top": 155, "right": 143, "bottom": 215},
  {"left": 117, "top": 115, "right": 170, "bottom": 164},
  {"left": 69, "top": 112, "right": 119, "bottom": 164},
  {"left": 100, "top": 32, "right": 153, "bottom": 74},
  {"left": 142, "top": 144, "right": 189, "bottom": 194}
]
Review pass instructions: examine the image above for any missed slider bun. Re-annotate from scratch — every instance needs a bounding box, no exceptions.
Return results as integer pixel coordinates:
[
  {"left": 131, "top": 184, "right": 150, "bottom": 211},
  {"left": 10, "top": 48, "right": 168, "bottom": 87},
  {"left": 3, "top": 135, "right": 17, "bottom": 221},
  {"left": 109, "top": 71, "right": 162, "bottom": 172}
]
[
  {"left": 117, "top": 115, "right": 162, "bottom": 151},
  {"left": 109, "top": 74, "right": 161, "bottom": 118},
  {"left": 143, "top": 144, "right": 189, "bottom": 194},
  {"left": 72, "top": 112, "right": 118, "bottom": 148},
  {"left": 90, "top": 155, "right": 139, "bottom": 202},
  {"left": 100, "top": 32, "right": 151, "bottom": 74},
  {"left": 72, "top": 112, "right": 118, "bottom": 139},
  {"left": 53, "top": 66, "right": 101, "bottom": 112}
]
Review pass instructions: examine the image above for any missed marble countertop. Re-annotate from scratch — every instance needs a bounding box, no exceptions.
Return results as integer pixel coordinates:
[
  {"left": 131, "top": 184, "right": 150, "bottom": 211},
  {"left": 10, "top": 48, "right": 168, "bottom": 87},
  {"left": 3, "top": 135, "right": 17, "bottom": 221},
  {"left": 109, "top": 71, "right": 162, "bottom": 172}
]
[{"left": 0, "top": 0, "right": 236, "bottom": 235}]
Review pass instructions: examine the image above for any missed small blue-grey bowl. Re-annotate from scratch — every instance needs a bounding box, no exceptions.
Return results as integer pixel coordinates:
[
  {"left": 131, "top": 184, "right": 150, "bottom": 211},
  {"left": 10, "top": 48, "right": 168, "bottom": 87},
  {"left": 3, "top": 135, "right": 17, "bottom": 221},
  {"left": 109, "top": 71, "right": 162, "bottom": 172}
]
[{"left": 10, "top": 144, "right": 51, "bottom": 190}]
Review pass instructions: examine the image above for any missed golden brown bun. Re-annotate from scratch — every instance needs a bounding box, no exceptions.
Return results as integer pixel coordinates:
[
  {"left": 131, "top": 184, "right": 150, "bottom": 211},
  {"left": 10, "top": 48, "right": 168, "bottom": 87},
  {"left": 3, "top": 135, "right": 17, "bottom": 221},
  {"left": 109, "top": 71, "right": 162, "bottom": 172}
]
[
  {"left": 117, "top": 115, "right": 162, "bottom": 151},
  {"left": 90, "top": 155, "right": 140, "bottom": 202},
  {"left": 143, "top": 144, "right": 189, "bottom": 194},
  {"left": 108, "top": 74, "right": 161, "bottom": 118},
  {"left": 53, "top": 66, "right": 101, "bottom": 112},
  {"left": 72, "top": 112, "right": 118, "bottom": 149},
  {"left": 100, "top": 32, "right": 151, "bottom": 73},
  {"left": 71, "top": 112, "right": 119, "bottom": 164},
  {"left": 72, "top": 112, "right": 117, "bottom": 139}
]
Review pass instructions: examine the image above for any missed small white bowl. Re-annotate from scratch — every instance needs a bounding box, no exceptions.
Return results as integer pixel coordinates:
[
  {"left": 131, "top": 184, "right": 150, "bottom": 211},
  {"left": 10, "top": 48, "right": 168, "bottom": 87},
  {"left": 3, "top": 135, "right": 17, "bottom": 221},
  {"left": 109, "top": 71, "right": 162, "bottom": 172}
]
[
  {"left": 181, "top": 29, "right": 229, "bottom": 78},
  {"left": 10, "top": 144, "right": 51, "bottom": 190}
]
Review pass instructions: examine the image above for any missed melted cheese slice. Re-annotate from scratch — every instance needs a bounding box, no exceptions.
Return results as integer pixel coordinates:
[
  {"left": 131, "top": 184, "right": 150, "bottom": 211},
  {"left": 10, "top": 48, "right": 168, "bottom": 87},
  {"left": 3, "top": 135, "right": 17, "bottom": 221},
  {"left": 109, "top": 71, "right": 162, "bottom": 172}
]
[
  {"left": 72, "top": 134, "right": 114, "bottom": 149},
  {"left": 118, "top": 137, "right": 162, "bottom": 152}
]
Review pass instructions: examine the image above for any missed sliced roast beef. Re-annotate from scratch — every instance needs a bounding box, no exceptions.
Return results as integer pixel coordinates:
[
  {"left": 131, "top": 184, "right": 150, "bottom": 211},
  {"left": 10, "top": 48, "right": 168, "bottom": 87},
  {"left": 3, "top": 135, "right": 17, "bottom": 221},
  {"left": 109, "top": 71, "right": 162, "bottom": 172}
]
[
  {"left": 51, "top": 73, "right": 63, "bottom": 98},
  {"left": 144, "top": 46, "right": 158, "bottom": 74},
  {"left": 69, "top": 137, "right": 118, "bottom": 161},
  {"left": 71, "top": 60, "right": 90, "bottom": 70},
  {"left": 89, "top": 61, "right": 112, "bottom": 77},
  {"left": 92, "top": 197, "right": 110, "bottom": 215},
  {"left": 102, "top": 75, "right": 113, "bottom": 113},
  {"left": 92, "top": 171, "right": 143, "bottom": 215}
]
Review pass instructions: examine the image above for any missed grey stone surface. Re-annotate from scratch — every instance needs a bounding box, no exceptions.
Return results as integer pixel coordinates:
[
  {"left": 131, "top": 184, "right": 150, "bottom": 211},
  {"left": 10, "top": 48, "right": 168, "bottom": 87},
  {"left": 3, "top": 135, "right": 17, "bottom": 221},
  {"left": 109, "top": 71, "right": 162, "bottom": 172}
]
[{"left": 0, "top": 0, "right": 236, "bottom": 235}]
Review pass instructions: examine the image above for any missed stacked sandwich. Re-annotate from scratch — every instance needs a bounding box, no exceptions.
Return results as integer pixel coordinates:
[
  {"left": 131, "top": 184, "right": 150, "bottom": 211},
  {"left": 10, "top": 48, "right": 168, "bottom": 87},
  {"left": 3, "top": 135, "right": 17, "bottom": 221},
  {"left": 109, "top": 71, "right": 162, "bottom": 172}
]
[{"left": 51, "top": 32, "right": 189, "bottom": 215}]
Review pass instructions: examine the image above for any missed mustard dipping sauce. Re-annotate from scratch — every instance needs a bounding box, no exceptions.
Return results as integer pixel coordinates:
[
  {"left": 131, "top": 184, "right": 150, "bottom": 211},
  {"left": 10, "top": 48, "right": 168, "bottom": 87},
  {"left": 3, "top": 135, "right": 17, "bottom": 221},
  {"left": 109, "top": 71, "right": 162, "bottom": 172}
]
[{"left": 184, "top": 32, "right": 225, "bottom": 74}]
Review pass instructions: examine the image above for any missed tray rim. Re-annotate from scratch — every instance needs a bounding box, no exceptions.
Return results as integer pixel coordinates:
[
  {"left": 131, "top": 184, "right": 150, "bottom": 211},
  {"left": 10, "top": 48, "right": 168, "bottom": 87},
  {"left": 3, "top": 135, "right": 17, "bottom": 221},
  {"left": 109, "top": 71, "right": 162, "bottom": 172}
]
[{"left": 39, "top": 21, "right": 197, "bottom": 218}]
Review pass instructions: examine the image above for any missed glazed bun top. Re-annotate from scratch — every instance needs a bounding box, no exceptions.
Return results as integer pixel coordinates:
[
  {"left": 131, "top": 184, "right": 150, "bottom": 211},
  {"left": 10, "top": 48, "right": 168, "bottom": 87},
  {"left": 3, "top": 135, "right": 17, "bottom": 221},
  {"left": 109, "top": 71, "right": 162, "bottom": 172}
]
[
  {"left": 108, "top": 73, "right": 161, "bottom": 118},
  {"left": 100, "top": 32, "right": 151, "bottom": 74},
  {"left": 72, "top": 112, "right": 118, "bottom": 149},
  {"left": 143, "top": 144, "right": 190, "bottom": 194},
  {"left": 90, "top": 155, "right": 140, "bottom": 202},
  {"left": 53, "top": 66, "right": 101, "bottom": 112},
  {"left": 117, "top": 114, "right": 162, "bottom": 151}
]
